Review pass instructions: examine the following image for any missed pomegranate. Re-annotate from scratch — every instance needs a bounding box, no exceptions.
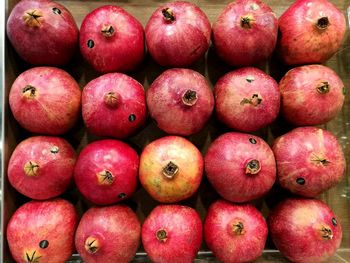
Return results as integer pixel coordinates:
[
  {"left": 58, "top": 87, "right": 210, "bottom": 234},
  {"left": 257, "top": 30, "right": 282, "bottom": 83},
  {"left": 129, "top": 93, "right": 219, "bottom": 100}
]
[
  {"left": 7, "top": 199, "right": 78, "bottom": 263},
  {"left": 205, "top": 132, "right": 276, "bottom": 203},
  {"left": 212, "top": 0, "right": 278, "bottom": 66},
  {"left": 7, "top": 136, "right": 76, "bottom": 200},
  {"left": 75, "top": 205, "right": 141, "bottom": 263},
  {"left": 74, "top": 139, "right": 139, "bottom": 205},
  {"left": 145, "top": 1, "right": 211, "bottom": 67},
  {"left": 139, "top": 136, "right": 203, "bottom": 203},
  {"left": 147, "top": 68, "right": 214, "bottom": 136},
  {"left": 82, "top": 73, "right": 146, "bottom": 139},
  {"left": 80, "top": 5, "right": 144, "bottom": 73},
  {"left": 277, "top": 0, "right": 346, "bottom": 65},
  {"left": 280, "top": 64, "right": 345, "bottom": 126},
  {"left": 268, "top": 198, "right": 342, "bottom": 263},
  {"left": 214, "top": 67, "right": 280, "bottom": 132},
  {"left": 142, "top": 205, "right": 202, "bottom": 263},
  {"left": 9, "top": 67, "right": 81, "bottom": 135}
]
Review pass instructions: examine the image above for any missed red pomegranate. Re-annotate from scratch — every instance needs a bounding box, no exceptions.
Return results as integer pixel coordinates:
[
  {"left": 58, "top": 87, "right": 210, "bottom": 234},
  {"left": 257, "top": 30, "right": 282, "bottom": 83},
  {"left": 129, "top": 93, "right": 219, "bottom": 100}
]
[
  {"left": 80, "top": 5, "right": 144, "bottom": 73},
  {"left": 214, "top": 67, "right": 280, "bottom": 132},
  {"left": 142, "top": 205, "right": 202, "bottom": 263},
  {"left": 7, "top": 199, "right": 78, "bottom": 263},
  {"left": 82, "top": 73, "right": 146, "bottom": 138},
  {"left": 9, "top": 67, "right": 81, "bottom": 135},
  {"left": 75, "top": 205, "right": 141, "bottom": 263},
  {"left": 74, "top": 139, "right": 139, "bottom": 205},
  {"left": 147, "top": 68, "right": 214, "bottom": 136}
]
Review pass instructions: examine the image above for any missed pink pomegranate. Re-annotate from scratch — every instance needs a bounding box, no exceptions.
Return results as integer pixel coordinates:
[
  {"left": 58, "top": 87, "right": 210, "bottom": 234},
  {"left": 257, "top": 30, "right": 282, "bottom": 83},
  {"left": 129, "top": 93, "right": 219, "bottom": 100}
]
[
  {"left": 277, "top": 0, "right": 346, "bottom": 65},
  {"left": 9, "top": 67, "right": 81, "bottom": 135},
  {"left": 204, "top": 199, "right": 268, "bottom": 263},
  {"left": 279, "top": 64, "right": 345, "bottom": 126},
  {"left": 205, "top": 132, "right": 276, "bottom": 203},
  {"left": 212, "top": 0, "right": 278, "bottom": 66},
  {"left": 80, "top": 5, "right": 144, "bottom": 73},
  {"left": 7, "top": 136, "right": 76, "bottom": 200},
  {"left": 145, "top": 1, "right": 211, "bottom": 67},
  {"left": 268, "top": 198, "right": 342, "bottom": 263},
  {"left": 142, "top": 205, "right": 202, "bottom": 263},
  {"left": 215, "top": 67, "right": 280, "bottom": 132},
  {"left": 75, "top": 205, "right": 141, "bottom": 263},
  {"left": 147, "top": 68, "right": 214, "bottom": 136},
  {"left": 82, "top": 73, "right": 146, "bottom": 138},
  {"left": 7, "top": 199, "right": 78, "bottom": 263}
]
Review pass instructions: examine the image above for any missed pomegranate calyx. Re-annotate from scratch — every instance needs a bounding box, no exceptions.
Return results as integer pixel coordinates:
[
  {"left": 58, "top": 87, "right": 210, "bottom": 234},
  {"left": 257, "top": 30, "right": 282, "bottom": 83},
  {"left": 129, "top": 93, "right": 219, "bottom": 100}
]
[
  {"left": 85, "top": 236, "right": 100, "bottom": 254},
  {"left": 311, "top": 154, "right": 330, "bottom": 166},
  {"left": 156, "top": 229, "right": 168, "bottom": 242},
  {"left": 240, "top": 94, "right": 262, "bottom": 106},
  {"left": 316, "top": 17, "right": 330, "bottom": 30},
  {"left": 97, "top": 170, "right": 115, "bottom": 185},
  {"left": 245, "top": 159, "right": 261, "bottom": 175},
  {"left": 240, "top": 15, "right": 255, "bottom": 29},
  {"left": 182, "top": 89, "right": 198, "bottom": 106},
  {"left": 24, "top": 161, "right": 39, "bottom": 177},
  {"left": 232, "top": 221, "right": 245, "bottom": 235},
  {"left": 101, "top": 25, "right": 115, "bottom": 37},
  {"left": 24, "top": 250, "right": 42, "bottom": 263},
  {"left": 23, "top": 9, "right": 43, "bottom": 27},
  {"left": 22, "top": 85, "right": 37, "bottom": 98},
  {"left": 104, "top": 91, "right": 119, "bottom": 108},
  {"left": 320, "top": 226, "right": 333, "bottom": 240},
  {"left": 162, "top": 8, "right": 175, "bottom": 22},
  {"left": 162, "top": 161, "right": 179, "bottom": 179},
  {"left": 316, "top": 82, "right": 330, "bottom": 94}
]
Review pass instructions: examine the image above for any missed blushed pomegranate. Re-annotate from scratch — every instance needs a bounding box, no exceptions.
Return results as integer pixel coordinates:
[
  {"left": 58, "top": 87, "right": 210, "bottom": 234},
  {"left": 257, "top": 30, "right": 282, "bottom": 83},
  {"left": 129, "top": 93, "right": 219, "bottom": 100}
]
[
  {"left": 205, "top": 132, "right": 276, "bottom": 203},
  {"left": 9, "top": 67, "right": 81, "bottom": 135},
  {"left": 268, "top": 198, "right": 342, "bottom": 263},
  {"left": 142, "top": 205, "right": 202, "bottom": 263},
  {"left": 147, "top": 69, "right": 214, "bottom": 136},
  {"left": 74, "top": 139, "right": 139, "bottom": 205}
]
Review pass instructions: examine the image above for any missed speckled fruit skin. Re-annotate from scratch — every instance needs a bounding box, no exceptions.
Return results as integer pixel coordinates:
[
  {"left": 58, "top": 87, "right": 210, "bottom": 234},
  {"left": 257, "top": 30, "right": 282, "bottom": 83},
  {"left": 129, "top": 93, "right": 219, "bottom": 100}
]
[
  {"left": 205, "top": 132, "right": 276, "bottom": 203},
  {"left": 75, "top": 205, "right": 141, "bottom": 263},
  {"left": 7, "top": 136, "right": 76, "bottom": 200},
  {"left": 214, "top": 67, "right": 280, "bottom": 132},
  {"left": 147, "top": 68, "right": 214, "bottom": 136},
  {"left": 279, "top": 64, "right": 345, "bottom": 126},
  {"left": 142, "top": 205, "right": 202, "bottom": 263},
  {"left": 204, "top": 200, "right": 268, "bottom": 263},
  {"left": 268, "top": 198, "right": 342, "bottom": 263},
  {"left": 7, "top": 199, "right": 78, "bottom": 263}
]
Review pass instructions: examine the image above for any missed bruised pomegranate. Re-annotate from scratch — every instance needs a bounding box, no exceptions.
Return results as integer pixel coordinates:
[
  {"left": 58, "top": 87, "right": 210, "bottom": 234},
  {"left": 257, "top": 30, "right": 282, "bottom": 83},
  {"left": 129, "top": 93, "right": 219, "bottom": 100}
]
[
  {"left": 75, "top": 205, "right": 141, "bottom": 263},
  {"left": 74, "top": 139, "right": 139, "bottom": 205},
  {"left": 205, "top": 132, "right": 276, "bottom": 202},
  {"left": 142, "top": 205, "right": 202, "bottom": 263},
  {"left": 139, "top": 136, "right": 203, "bottom": 203},
  {"left": 9, "top": 67, "right": 81, "bottom": 135},
  {"left": 147, "top": 69, "right": 214, "bottom": 136},
  {"left": 268, "top": 198, "right": 342, "bottom": 263},
  {"left": 7, "top": 199, "right": 78, "bottom": 263}
]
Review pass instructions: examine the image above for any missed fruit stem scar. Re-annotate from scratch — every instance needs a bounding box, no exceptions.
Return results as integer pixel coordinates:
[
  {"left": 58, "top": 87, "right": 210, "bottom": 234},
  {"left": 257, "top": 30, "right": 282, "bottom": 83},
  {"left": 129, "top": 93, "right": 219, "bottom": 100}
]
[
  {"left": 104, "top": 91, "right": 119, "bottom": 108},
  {"left": 97, "top": 170, "right": 115, "bottom": 185},
  {"left": 101, "top": 25, "right": 115, "bottom": 37},
  {"left": 23, "top": 9, "right": 43, "bottom": 27},
  {"left": 240, "top": 15, "right": 255, "bottom": 29},
  {"left": 316, "top": 82, "right": 330, "bottom": 94},
  {"left": 22, "top": 85, "right": 37, "bottom": 98},
  {"left": 232, "top": 222, "right": 245, "bottom": 235},
  {"left": 162, "top": 8, "right": 175, "bottom": 22},
  {"left": 240, "top": 94, "right": 262, "bottom": 106},
  {"left": 320, "top": 226, "right": 333, "bottom": 240},
  {"left": 245, "top": 159, "right": 261, "bottom": 174},
  {"left": 182, "top": 90, "right": 198, "bottom": 106},
  {"left": 25, "top": 250, "right": 41, "bottom": 263},
  {"left": 156, "top": 229, "right": 168, "bottom": 242},
  {"left": 311, "top": 154, "right": 330, "bottom": 165},
  {"left": 317, "top": 17, "right": 329, "bottom": 30},
  {"left": 162, "top": 161, "right": 179, "bottom": 179}
]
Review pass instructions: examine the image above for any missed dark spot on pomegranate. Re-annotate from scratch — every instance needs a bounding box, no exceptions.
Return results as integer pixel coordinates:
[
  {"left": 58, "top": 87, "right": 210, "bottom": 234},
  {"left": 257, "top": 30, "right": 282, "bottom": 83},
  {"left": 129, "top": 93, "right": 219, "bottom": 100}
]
[
  {"left": 50, "top": 146, "right": 59, "bottom": 154},
  {"left": 118, "top": 193, "right": 126, "bottom": 199},
  {"left": 156, "top": 229, "right": 167, "bottom": 242},
  {"left": 296, "top": 177, "right": 305, "bottom": 185},
  {"left": 245, "top": 159, "right": 261, "bottom": 174},
  {"left": 128, "top": 114, "right": 136, "bottom": 122},
  {"left": 246, "top": 76, "right": 255, "bottom": 83},
  {"left": 317, "top": 17, "right": 329, "bottom": 30},
  {"left": 332, "top": 218, "right": 337, "bottom": 226},
  {"left": 249, "top": 138, "right": 257, "bottom": 144},
  {"left": 87, "top": 39, "right": 94, "bottom": 48},
  {"left": 343, "top": 87, "right": 346, "bottom": 95},
  {"left": 39, "top": 240, "right": 49, "bottom": 249},
  {"left": 52, "top": 7, "right": 61, "bottom": 15}
]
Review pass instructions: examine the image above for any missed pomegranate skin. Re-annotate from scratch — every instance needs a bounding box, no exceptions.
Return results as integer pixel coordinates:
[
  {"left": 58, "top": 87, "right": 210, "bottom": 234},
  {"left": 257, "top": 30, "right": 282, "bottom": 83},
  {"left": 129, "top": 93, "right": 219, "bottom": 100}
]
[
  {"left": 205, "top": 132, "right": 276, "bottom": 203},
  {"left": 268, "top": 198, "right": 342, "bottom": 263},
  {"left": 147, "top": 68, "right": 214, "bottom": 136},
  {"left": 74, "top": 139, "right": 139, "bottom": 205},
  {"left": 7, "top": 199, "right": 78, "bottom": 263},
  {"left": 82, "top": 73, "right": 146, "bottom": 138},
  {"left": 277, "top": 0, "right": 346, "bottom": 65},
  {"left": 145, "top": 1, "right": 211, "bottom": 67},
  {"left": 280, "top": 64, "right": 345, "bottom": 126},
  {"left": 204, "top": 200, "right": 268, "bottom": 263},
  {"left": 212, "top": 0, "right": 278, "bottom": 66},
  {"left": 80, "top": 5, "right": 144, "bottom": 73},
  {"left": 75, "top": 205, "right": 141, "bottom": 263},
  {"left": 215, "top": 67, "right": 280, "bottom": 132},
  {"left": 142, "top": 205, "right": 202, "bottom": 263}
]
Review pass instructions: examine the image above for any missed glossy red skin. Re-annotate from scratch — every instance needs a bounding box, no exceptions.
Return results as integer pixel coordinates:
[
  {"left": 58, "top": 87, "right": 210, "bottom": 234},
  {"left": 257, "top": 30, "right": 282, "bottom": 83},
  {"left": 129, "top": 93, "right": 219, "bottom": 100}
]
[
  {"left": 268, "top": 198, "right": 342, "bottom": 263},
  {"left": 75, "top": 205, "right": 141, "bottom": 263},
  {"left": 74, "top": 139, "right": 139, "bottom": 205},
  {"left": 205, "top": 132, "right": 276, "bottom": 203},
  {"left": 142, "top": 205, "right": 202, "bottom": 263},
  {"left": 212, "top": 0, "right": 278, "bottom": 66},
  {"left": 9, "top": 67, "right": 81, "bottom": 135},
  {"left": 147, "top": 68, "right": 214, "bottom": 135},
  {"left": 80, "top": 5, "right": 144, "bottom": 73},
  {"left": 215, "top": 67, "right": 280, "bottom": 132},
  {"left": 277, "top": 0, "right": 346, "bottom": 65},
  {"left": 7, "top": 199, "right": 78, "bottom": 263},
  {"left": 7, "top": 0, "right": 78, "bottom": 65},
  {"left": 204, "top": 200, "right": 268, "bottom": 263},
  {"left": 7, "top": 136, "right": 76, "bottom": 200},
  {"left": 82, "top": 73, "right": 147, "bottom": 138},
  {"left": 279, "top": 64, "right": 345, "bottom": 126},
  {"left": 145, "top": 1, "right": 211, "bottom": 67}
]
